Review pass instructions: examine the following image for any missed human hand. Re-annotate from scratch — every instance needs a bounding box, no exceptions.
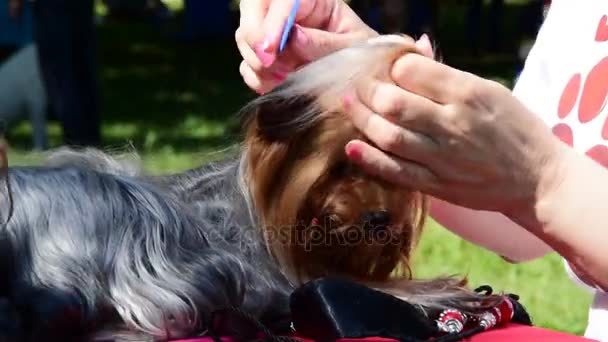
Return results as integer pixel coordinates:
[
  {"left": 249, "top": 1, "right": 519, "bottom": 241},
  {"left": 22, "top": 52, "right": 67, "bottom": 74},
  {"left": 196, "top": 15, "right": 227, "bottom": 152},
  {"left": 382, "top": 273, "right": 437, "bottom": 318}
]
[
  {"left": 342, "top": 47, "right": 565, "bottom": 216},
  {"left": 236, "top": 0, "right": 377, "bottom": 94}
]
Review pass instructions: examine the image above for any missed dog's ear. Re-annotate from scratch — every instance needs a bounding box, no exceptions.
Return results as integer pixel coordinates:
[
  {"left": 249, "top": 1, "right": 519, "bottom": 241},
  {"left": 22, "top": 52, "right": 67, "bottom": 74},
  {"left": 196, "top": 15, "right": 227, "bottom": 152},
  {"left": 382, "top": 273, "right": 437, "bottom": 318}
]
[
  {"left": 241, "top": 86, "right": 318, "bottom": 142},
  {"left": 256, "top": 91, "right": 316, "bottom": 141}
]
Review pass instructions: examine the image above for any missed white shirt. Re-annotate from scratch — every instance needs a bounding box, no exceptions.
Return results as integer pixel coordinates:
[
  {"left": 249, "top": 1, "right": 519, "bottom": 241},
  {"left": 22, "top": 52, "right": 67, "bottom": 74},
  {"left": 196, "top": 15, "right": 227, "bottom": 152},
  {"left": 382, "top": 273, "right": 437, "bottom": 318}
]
[{"left": 513, "top": 1, "right": 608, "bottom": 340}]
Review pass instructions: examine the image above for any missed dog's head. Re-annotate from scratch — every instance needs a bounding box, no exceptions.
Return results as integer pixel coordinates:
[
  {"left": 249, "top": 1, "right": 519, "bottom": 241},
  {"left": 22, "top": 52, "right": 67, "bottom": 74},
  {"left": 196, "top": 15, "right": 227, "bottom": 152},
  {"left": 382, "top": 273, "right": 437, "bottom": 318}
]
[{"left": 241, "top": 35, "right": 428, "bottom": 283}]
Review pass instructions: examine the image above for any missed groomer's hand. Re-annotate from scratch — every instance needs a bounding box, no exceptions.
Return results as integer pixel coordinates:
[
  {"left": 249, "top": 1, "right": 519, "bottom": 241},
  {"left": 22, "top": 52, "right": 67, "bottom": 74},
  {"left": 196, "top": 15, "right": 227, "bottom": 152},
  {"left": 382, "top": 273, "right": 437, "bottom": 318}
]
[
  {"left": 236, "top": 0, "right": 377, "bottom": 94},
  {"left": 343, "top": 50, "right": 565, "bottom": 216}
]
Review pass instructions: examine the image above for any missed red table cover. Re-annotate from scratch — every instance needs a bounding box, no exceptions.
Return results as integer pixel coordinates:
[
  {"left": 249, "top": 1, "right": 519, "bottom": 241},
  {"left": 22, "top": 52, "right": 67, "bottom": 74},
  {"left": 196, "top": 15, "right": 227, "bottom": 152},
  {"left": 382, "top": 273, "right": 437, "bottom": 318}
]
[{"left": 171, "top": 323, "right": 598, "bottom": 342}]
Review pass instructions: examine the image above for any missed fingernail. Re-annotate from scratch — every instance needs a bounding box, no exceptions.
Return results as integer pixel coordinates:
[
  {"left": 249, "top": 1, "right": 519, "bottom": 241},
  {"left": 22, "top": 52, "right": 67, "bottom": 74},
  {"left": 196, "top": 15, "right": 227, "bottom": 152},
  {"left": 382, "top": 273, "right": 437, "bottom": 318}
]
[
  {"left": 420, "top": 33, "right": 430, "bottom": 44},
  {"left": 416, "top": 33, "right": 431, "bottom": 49},
  {"left": 345, "top": 142, "right": 363, "bottom": 160},
  {"left": 340, "top": 91, "right": 355, "bottom": 109},
  {"left": 255, "top": 36, "right": 276, "bottom": 67},
  {"left": 260, "top": 35, "right": 273, "bottom": 52}
]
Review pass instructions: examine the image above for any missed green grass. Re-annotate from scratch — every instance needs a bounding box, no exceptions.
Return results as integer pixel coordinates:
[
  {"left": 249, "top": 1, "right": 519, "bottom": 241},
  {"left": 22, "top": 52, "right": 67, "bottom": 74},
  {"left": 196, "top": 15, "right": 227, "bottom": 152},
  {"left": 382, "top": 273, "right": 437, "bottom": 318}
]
[{"left": 1, "top": 2, "right": 594, "bottom": 336}]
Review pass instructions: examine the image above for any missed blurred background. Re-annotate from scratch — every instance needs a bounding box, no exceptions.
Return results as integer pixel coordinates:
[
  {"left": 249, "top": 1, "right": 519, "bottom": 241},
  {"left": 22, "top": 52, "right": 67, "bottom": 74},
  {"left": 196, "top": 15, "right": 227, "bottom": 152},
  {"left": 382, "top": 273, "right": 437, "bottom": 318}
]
[{"left": 0, "top": 0, "right": 591, "bottom": 336}]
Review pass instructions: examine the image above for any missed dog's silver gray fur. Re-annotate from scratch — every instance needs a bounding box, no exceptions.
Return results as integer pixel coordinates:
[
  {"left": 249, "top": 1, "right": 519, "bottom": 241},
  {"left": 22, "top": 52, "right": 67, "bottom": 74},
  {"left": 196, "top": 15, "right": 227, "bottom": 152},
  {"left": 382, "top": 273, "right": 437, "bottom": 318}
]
[
  {"left": 0, "top": 148, "right": 293, "bottom": 341},
  {"left": 0, "top": 36, "right": 499, "bottom": 341}
]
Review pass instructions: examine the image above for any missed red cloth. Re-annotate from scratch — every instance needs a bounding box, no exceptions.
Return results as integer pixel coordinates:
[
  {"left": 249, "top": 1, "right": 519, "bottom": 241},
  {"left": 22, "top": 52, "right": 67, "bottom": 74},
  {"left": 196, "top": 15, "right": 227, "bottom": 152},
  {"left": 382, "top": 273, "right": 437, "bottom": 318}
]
[
  {"left": 172, "top": 324, "right": 598, "bottom": 342},
  {"left": 459, "top": 324, "right": 597, "bottom": 342}
]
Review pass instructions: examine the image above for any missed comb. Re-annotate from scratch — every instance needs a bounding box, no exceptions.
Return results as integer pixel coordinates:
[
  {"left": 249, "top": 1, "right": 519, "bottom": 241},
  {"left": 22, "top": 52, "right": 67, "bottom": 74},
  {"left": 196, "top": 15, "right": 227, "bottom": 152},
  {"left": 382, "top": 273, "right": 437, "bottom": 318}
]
[{"left": 279, "top": 0, "right": 300, "bottom": 53}]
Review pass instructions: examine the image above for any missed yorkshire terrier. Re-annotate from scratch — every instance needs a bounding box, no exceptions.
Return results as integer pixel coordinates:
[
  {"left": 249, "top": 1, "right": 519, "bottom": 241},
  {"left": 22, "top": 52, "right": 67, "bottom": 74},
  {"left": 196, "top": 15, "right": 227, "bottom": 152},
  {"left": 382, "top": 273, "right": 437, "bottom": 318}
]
[{"left": 0, "top": 35, "right": 504, "bottom": 341}]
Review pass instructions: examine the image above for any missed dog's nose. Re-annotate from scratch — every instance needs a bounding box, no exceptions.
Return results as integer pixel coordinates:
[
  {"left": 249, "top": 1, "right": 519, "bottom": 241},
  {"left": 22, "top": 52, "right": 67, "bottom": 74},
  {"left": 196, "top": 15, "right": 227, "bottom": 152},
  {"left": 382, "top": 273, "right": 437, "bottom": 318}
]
[{"left": 361, "top": 210, "right": 391, "bottom": 230}]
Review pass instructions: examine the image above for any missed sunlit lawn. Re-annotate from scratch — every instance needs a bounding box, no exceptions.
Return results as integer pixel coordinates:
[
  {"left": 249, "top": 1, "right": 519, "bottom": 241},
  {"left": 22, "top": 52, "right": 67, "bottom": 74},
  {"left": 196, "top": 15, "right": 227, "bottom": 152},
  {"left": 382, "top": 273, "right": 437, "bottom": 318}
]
[
  {"left": 413, "top": 222, "right": 592, "bottom": 335},
  {"left": 3, "top": 2, "right": 594, "bottom": 336}
]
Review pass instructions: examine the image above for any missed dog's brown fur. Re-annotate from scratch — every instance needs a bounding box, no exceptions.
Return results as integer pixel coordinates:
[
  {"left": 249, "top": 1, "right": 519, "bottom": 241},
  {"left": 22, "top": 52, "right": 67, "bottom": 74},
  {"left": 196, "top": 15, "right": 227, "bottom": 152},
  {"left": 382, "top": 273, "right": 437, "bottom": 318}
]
[
  {"left": 242, "top": 37, "right": 425, "bottom": 283},
  {"left": 245, "top": 98, "right": 426, "bottom": 283},
  {"left": 235, "top": 34, "right": 505, "bottom": 313},
  {"left": 240, "top": 35, "right": 430, "bottom": 283}
]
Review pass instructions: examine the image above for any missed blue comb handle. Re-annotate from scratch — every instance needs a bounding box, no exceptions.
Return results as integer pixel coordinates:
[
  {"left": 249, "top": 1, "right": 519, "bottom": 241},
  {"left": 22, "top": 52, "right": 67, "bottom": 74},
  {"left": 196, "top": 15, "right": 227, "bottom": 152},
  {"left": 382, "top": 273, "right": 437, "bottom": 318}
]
[{"left": 279, "top": 0, "right": 300, "bottom": 53}]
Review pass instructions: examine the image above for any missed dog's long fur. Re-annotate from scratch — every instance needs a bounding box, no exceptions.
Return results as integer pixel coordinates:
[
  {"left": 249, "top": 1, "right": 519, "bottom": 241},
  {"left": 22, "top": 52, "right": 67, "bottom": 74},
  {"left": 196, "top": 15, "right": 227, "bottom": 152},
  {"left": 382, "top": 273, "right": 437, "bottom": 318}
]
[{"left": 0, "top": 35, "right": 502, "bottom": 341}]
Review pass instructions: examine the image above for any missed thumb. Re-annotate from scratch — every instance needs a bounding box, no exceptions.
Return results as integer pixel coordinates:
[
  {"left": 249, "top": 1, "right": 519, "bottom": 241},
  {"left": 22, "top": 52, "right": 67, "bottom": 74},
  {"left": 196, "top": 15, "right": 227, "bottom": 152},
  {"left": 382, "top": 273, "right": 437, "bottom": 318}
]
[{"left": 290, "top": 25, "right": 370, "bottom": 62}]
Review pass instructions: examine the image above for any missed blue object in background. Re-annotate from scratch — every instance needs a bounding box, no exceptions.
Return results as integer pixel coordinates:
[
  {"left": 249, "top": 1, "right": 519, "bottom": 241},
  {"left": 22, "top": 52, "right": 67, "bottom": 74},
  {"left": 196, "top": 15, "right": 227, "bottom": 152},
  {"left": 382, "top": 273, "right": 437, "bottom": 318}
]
[
  {"left": 0, "top": 0, "right": 35, "bottom": 48},
  {"left": 183, "top": 0, "right": 231, "bottom": 38},
  {"left": 279, "top": 0, "right": 299, "bottom": 53}
]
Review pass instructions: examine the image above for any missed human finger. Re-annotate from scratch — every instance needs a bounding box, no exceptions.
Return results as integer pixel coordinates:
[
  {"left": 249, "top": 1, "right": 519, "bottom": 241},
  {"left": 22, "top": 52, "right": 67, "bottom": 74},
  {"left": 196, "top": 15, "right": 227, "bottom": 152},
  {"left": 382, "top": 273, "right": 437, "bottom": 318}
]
[
  {"left": 236, "top": 27, "right": 266, "bottom": 72},
  {"left": 289, "top": 24, "right": 374, "bottom": 62},
  {"left": 354, "top": 78, "right": 443, "bottom": 136},
  {"left": 390, "top": 53, "right": 466, "bottom": 104},
  {"left": 237, "top": 28, "right": 297, "bottom": 74},
  {"left": 238, "top": 0, "right": 276, "bottom": 67},
  {"left": 342, "top": 89, "right": 438, "bottom": 163},
  {"left": 345, "top": 139, "right": 437, "bottom": 192},
  {"left": 262, "top": 0, "right": 328, "bottom": 43},
  {"left": 239, "top": 61, "right": 285, "bottom": 94},
  {"left": 239, "top": 0, "right": 269, "bottom": 28},
  {"left": 252, "top": 0, "right": 299, "bottom": 66},
  {"left": 236, "top": 0, "right": 274, "bottom": 68}
]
